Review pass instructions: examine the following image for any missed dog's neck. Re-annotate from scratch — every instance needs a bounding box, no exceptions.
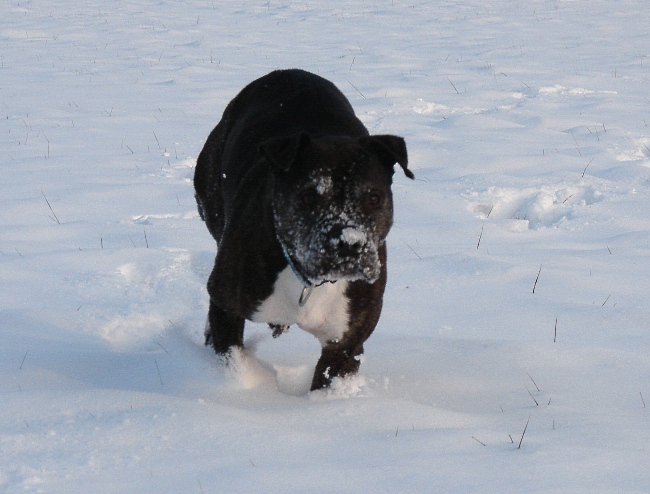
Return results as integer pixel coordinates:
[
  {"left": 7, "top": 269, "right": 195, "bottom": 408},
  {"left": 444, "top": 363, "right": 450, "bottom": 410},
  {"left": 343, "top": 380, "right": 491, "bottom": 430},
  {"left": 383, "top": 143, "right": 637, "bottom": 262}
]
[{"left": 274, "top": 231, "right": 337, "bottom": 307}]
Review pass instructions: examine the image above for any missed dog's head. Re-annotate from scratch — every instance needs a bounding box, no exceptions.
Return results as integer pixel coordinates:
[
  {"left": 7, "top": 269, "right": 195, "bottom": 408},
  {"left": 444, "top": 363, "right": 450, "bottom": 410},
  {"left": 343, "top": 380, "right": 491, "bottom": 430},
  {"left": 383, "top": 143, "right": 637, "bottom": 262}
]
[{"left": 260, "top": 132, "right": 412, "bottom": 285}]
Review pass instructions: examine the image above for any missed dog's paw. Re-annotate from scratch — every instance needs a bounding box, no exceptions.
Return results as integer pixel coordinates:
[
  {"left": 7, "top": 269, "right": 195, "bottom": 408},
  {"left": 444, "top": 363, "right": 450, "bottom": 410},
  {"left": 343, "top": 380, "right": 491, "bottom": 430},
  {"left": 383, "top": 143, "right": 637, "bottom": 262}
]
[
  {"left": 310, "top": 374, "right": 368, "bottom": 400},
  {"left": 223, "top": 344, "right": 277, "bottom": 390}
]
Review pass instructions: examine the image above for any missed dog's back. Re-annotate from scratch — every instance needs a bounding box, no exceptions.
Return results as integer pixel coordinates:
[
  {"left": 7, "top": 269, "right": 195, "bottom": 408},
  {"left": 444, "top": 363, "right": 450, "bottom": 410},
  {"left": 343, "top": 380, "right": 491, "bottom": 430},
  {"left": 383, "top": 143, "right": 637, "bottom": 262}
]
[{"left": 224, "top": 69, "right": 366, "bottom": 142}]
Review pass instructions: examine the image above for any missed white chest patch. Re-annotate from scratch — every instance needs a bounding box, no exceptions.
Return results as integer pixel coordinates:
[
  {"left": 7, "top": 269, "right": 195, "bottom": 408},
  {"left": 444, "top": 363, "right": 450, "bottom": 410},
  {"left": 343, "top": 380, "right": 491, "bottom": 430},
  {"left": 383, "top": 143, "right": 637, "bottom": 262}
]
[{"left": 250, "top": 266, "right": 350, "bottom": 346}]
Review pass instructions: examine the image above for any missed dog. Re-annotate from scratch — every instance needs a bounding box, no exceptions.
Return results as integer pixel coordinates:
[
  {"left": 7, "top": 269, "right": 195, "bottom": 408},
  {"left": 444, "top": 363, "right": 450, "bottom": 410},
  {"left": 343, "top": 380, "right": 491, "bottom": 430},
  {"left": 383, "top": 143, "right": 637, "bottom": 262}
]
[{"left": 194, "top": 69, "right": 412, "bottom": 390}]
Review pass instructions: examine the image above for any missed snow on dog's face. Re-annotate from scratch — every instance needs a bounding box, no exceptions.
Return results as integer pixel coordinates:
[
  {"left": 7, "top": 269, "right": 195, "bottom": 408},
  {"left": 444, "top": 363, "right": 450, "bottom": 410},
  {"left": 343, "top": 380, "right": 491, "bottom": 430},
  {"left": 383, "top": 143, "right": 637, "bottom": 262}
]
[{"left": 260, "top": 133, "right": 410, "bottom": 285}]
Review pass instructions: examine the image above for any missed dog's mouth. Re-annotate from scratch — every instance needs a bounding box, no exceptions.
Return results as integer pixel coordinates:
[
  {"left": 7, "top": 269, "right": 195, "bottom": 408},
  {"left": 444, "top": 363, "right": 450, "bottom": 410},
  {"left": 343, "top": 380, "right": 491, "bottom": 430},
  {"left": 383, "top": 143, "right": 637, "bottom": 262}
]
[
  {"left": 318, "top": 259, "right": 381, "bottom": 284},
  {"left": 299, "top": 257, "right": 381, "bottom": 286},
  {"left": 287, "top": 226, "right": 382, "bottom": 285}
]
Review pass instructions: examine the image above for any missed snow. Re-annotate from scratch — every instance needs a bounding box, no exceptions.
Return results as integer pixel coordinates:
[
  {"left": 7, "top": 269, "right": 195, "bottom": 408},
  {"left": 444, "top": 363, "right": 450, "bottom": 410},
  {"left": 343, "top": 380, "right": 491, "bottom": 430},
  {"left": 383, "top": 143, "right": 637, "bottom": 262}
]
[
  {"left": 2, "top": 0, "right": 650, "bottom": 492},
  {"left": 340, "top": 227, "right": 367, "bottom": 246},
  {"left": 315, "top": 176, "right": 332, "bottom": 195}
]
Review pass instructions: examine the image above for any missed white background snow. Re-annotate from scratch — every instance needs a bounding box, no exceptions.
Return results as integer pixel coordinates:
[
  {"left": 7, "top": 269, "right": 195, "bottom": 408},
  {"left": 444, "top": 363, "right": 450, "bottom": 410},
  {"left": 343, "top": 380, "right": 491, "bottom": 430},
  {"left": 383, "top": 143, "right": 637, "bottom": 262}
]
[{"left": 2, "top": 0, "right": 650, "bottom": 492}]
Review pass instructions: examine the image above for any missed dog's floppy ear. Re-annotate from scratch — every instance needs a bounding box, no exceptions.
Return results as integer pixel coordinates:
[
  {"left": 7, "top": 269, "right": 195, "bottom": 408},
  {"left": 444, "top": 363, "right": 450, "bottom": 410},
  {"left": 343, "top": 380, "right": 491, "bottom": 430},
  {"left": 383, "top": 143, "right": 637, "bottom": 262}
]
[
  {"left": 361, "top": 135, "right": 413, "bottom": 179},
  {"left": 259, "top": 132, "right": 311, "bottom": 172}
]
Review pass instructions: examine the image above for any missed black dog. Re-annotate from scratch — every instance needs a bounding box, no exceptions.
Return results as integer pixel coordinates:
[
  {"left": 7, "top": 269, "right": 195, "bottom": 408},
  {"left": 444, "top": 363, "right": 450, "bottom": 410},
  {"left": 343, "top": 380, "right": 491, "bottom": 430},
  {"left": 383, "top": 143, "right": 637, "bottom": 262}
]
[{"left": 194, "top": 69, "right": 412, "bottom": 390}]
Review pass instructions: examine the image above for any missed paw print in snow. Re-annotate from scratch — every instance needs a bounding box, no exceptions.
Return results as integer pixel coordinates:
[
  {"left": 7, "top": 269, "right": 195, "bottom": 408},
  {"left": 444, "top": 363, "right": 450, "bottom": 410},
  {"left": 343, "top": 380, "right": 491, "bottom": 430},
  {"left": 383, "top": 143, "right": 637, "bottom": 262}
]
[{"left": 468, "top": 185, "right": 603, "bottom": 230}]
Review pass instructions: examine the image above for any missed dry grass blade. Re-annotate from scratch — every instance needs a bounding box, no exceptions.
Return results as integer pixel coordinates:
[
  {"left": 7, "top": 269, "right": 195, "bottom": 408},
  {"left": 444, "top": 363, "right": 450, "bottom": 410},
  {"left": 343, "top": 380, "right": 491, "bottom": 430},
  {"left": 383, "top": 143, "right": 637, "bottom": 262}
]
[
  {"left": 526, "top": 386, "right": 539, "bottom": 406},
  {"left": 19, "top": 350, "right": 28, "bottom": 370},
  {"left": 41, "top": 190, "right": 61, "bottom": 224},
  {"left": 518, "top": 414, "right": 532, "bottom": 449},
  {"left": 448, "top": 77, "right": 460, "bottom": 94},
  {"left": 154, "top": 358, "right": 163, "bottom": 386},
  {"left": 401, "top": 239, "right": 421, "bottom": 259},
  {"left": 346, "top": 80, "right": 366, "bottom": 99},
  {"left": 532, "top": 263, "right": 542, "bottom": 293},
  {"left": 570, "top": 130, "right": 582, "bottom": 156},
  {"left": 472, "top": 436, "right": 486, "bottom": 446}
]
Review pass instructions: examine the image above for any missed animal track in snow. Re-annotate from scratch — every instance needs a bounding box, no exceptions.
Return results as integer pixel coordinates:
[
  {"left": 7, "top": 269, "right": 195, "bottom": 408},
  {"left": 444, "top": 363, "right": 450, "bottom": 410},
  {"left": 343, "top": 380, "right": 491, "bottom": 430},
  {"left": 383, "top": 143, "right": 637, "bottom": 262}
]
[
  {"left": 537, "top": 85, "right": 617, "bottom": 97},
  {"left": 468, "top": 184, "right": 603, "bottom": 230},
  {"left": 412, "top": 99, "right": 487, "bottom": 116},
  {"left": 616, "top": 137, "right": 650, "bottom": 165}
]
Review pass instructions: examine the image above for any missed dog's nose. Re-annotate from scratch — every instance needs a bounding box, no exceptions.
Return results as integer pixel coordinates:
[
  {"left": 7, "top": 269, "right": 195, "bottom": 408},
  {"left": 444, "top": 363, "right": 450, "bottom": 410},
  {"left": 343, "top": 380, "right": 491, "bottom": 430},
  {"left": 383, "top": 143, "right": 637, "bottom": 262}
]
[
  {"left": 328, "top": 224, "right": 346, "bottom": 242},
  {"left": 328, "top": 224, "right": 366, "bottom": 256}
]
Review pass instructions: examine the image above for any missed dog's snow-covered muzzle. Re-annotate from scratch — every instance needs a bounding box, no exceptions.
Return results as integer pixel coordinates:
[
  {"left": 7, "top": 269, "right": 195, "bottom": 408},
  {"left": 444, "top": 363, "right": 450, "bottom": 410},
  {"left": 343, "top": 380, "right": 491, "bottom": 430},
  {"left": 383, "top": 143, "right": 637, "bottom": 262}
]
[{"left": 275, "top": 215, "right": 383, "bottom": 286}]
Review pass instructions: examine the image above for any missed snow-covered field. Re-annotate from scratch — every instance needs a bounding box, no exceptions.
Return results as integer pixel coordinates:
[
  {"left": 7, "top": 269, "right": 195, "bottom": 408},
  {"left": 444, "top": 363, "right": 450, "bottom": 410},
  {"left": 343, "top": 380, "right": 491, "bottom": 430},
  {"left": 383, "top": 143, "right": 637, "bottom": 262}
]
[{"left": 2, "top": 0, "right": 650, "bottom": 492}]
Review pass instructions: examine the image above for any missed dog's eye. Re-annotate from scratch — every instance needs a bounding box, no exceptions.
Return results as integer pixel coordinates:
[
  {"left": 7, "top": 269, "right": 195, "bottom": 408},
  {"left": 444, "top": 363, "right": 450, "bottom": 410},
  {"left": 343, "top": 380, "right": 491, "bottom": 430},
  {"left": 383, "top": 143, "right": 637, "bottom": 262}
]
[
  {"left": 366, "top": 191, "right": 383, "bottom": 209},
  {"left": 299, "top": 189, "right": 319, "bottom": 207}
]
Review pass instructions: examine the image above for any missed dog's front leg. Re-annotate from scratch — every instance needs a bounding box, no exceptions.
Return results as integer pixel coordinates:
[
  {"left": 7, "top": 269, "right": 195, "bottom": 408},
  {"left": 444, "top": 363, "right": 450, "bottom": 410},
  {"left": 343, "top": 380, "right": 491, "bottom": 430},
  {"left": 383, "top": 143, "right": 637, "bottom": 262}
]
[
  {"left": 311, "top": 341, "right": 365, "bottom": 391},
  {"left": 310, "top": 251, "right": 387, "bottom": 391},
  {"left": 205, "top": 300, "right": 245, "bottom": 355}
]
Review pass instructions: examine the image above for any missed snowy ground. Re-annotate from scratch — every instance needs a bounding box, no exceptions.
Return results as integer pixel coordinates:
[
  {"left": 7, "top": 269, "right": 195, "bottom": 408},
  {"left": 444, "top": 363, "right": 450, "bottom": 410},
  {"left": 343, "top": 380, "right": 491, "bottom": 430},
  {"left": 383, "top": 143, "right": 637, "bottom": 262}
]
[{"left": 2, "top": 0, "right": 650, "bottom": 492}]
